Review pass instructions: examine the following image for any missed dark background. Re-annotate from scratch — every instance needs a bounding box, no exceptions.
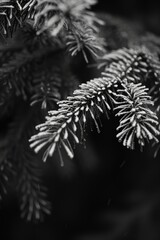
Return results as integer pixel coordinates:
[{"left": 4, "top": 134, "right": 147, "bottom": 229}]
[
  {"left": 96, "top": 0, "right": 160, "bottom": 34},
  {"left": 1, "top": 1, "right": 160, "bottom": 240}
]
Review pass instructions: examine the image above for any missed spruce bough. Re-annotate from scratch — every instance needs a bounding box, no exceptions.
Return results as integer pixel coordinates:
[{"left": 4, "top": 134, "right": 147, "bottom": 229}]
[{"left": 0, "top": 0, "right": 160, "bottom": 221}]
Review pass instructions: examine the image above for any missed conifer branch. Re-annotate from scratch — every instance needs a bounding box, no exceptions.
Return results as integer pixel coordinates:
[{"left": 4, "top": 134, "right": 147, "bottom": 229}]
[
  {"left": 34, "top": 0, "right": 105, "bottom": 61},
  {"left": 34, "top": 0, "right": 100, "bottom": 36},
  {"left": 30, "top": 48, "right": 160, "bottom": 161},
  {"left": 0, "top": 0, "right": 36, "bottom": 38},
  {"left": 102, "top": 48, "right": 160, "bottom": 149},
  {"left": 0, "top": 143, "right": 15, "bottom": 200},
  {"left": 1, "top": 0, "right": 160, "bottom": 221},
  {"left": 0, "top": 46, "right": 61, "bottom": 100},
  {"left": 66, "top": 21, "right": 105, "bottom": 62},
  {"left": 114, "top": 82, "right": 159, "bottom": 149},
  {"left": 30, "top": 65, "right": 61, "bottom": 109},
  {"left": 29, "top": 76, "right": 115, "bottom": 162},
  {"left": 0, "top": 49, "right": 34, "bottom": 99},
  {"left": 140, "top": 50, "right": 160, "bottom": 113},
  {"left": 17, "top": 147, "right": 51, "bottom": 221},
  {"left": 0, "top": 105, "right": 51, "bottom": 221},
  {"left": 100, "top": 48, "right": 149, "bottom": 82}
]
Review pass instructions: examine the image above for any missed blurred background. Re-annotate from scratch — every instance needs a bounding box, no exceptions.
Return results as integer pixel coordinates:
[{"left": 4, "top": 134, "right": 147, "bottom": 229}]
[
  {"left": 97, "top": 0, "right": 160, "bottom": 34},
  {"left": 1, "top": 1, "right": 160, "bottom": 240}
]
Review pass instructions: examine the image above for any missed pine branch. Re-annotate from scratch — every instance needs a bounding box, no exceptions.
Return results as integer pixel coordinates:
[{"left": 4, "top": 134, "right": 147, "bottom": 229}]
[
  {"left": 0, "top": 138, "right": 15, "bottom": 200},
  {"left": 34, "top": 0, "right": 105, "bottom": 61},
  {"left": 30, "top": 64, "right": 61, "bottom": 110},
  {"left": 0, "top": 160, "right": 13, "bottom": 200},
  {"left": 29, "top": 76, "right": 117, "bottom": 163},
  {"left": 101, "top": 48, "right": 160, "bottom": 149},
  {"left": 17, "top": 146, "right": 51, "bottom": 221},
  {"left": 30, "top": 47, "right": 160, "bottom": 161},
  {"left": 66, "top": 20, "right": 106, "bottom": 62},
  {"left": 140, "top": 50, "right": 160, "bottom": 157},
  {"left": 0, "top": 3, "right": 160, "bottom": 221},
  {"left": 29, "top": 50, "right": 81, "bottom": 110},
  {"left": 18, "top": 20, "right": 64, "bottom": 49},
  {"left": 140, "top": 50, "right": 160, "bottom": 113},
  {"left": 99, "top": 48, "right": 149, "bottom": 81},
  {"left": 0, "top": 104, "right": 51, "bottom": 221},
  {"left": 0, "top": 0, "right": 36, "bottom": 38},
  {"left": 0, "top": 125, "right": 18, "bottom": 200},
  {"left": 0, "top": 21, "right": 65, "bottom": 114},
  {"left": 34, "top": 0, "right": 101, "bottom": 36},
  {"left": 0, "top": 45, "right": 61, "bottom": 100},
  {"left": 14, "top": 107, "right": 51, "bottom": 221},
  {"left": 0, "top": 49, "right": 36, "bottom": 99},
  {"left": 114, "top": 82, "right": 159, "bottom": 149},
  {"left": 0, "top": 45, "right": 30, "bottom": 117}
]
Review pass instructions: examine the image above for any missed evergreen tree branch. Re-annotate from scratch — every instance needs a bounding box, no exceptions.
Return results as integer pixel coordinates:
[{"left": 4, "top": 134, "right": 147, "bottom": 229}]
[
  {"left": 17, "top": 145, "right": 51, "bottom": 221},
  {"left": 0, "top": 44, "right": 63, "bottom": 100},
  {"left": 0, "top": 136, "right": 15, "bottom": 200},
  {"left": 30, "top": 64, "right": 61, "bottom": 110},
  {"left": 66, "top": 20, "right": 106, "bottom": 62},
  {"left": 34, "top": 0, "right": 101, "bottom": 35},
  {"left": 30, "top": 48, "right": 160, "bottom": 161},
  {"left": 0, "top": 0, "right": 36, "bottom": 38},
  {"left": 101, "top": 48, "right": 160, "bottom": 149},
  {"left": 34, "top": 0, "right": 105, "bottom": 61},
  {"left": 114, "top": 82, "right": 159, "bottom": 149},
  {"left": 29, "top": 75, "right": 117, "bottom": 163},
  {"left": 1, "top": 1, "right": 160, "bottom": 221},
  {"left": 0, "top": 104, "right": 51, "bottom": 221}
]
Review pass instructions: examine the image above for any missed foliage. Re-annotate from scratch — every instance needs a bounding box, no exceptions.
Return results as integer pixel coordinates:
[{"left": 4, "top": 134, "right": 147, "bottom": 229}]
[{"left": 0, "top": 0, "right": 160, "bottom": 221}]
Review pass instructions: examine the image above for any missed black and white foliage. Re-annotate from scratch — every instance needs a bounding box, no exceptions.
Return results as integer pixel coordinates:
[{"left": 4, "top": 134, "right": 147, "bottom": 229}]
[
  {"left": 0, "top": 0, "right": 160, "bottom": 221},
  {"left": 30, "top": 48, "right": 160, "bottom": 161},
  {"left": 0, "top": 0, "right": 36, "bottom": 38}
]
